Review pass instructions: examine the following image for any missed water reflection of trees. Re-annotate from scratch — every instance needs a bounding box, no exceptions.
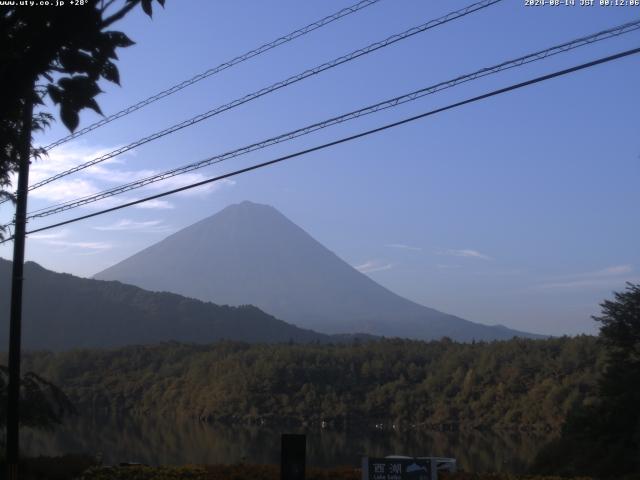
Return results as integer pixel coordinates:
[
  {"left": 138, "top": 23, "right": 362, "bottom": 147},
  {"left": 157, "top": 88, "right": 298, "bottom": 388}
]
[{"left": 21, "top": 415, "right": 553, "bottom": 473}]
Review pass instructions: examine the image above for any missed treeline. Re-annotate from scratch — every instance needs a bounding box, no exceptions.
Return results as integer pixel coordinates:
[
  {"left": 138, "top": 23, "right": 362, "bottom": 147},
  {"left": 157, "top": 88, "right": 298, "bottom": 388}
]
[{"left": 13, "top": 336, "right": 603, "bottom": 431}]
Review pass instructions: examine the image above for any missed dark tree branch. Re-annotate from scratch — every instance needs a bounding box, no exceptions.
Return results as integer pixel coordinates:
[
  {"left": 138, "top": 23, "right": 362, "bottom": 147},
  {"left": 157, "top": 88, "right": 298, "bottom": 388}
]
[
  {"left": 100, "top": 0, "right": 119, "bottom": 14},
  {"left": 101, "top": 1, "right": 139, "bottom": 28}
]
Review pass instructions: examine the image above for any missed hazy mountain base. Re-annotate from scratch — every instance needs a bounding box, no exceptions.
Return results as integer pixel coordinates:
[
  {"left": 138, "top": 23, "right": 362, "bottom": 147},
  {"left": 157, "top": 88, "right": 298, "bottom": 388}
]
[
  {"left": 14, "top": 336, "right": 602, "bottom": 431},
  {"left": 0, "top": 259, "right": 363, "bottom": 350}
]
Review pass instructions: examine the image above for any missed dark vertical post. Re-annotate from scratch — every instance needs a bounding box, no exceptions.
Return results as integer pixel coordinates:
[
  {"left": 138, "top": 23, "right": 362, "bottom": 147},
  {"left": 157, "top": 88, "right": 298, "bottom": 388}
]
[
  {"left": 281, "top": 433, "right": 306, "bottom": 480},
  {"left": 6, "top": 92, "right": 34, "bottom": 480}
]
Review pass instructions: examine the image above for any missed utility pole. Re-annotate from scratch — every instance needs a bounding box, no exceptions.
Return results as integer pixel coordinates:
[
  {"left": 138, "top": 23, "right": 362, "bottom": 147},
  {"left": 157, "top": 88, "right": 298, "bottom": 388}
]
[{"left": 6, "top": 90, "right": 34, "bottom": 480}]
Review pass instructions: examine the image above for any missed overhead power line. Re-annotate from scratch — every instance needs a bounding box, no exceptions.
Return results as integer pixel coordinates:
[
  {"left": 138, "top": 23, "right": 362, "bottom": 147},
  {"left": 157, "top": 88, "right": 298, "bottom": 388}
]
[
  {"left": 18, "top": 0, "right": 502, "bottom": 198},
  {"left": 24, "top": 19, "right": 640, "bottom": 220},
  {"left": 41, "top": 0, "right": 384, "bottom": 152},
  {"left": 5, "top": 46, "right": 636, "bottom": 242}
]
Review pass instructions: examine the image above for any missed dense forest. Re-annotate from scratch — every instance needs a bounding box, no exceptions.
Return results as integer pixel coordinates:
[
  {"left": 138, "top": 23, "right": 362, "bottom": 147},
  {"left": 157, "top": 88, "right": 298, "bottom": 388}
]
[{"left": 13, "top": 336, "right": 603, "bottom": 431}]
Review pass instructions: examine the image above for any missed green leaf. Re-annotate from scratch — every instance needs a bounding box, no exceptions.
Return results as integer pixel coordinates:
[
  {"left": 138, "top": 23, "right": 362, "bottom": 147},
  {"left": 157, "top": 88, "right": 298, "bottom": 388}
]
[
  {"left": 141, "top": 0, "right": 153, "bottom": 17},
  {"left": 47, "top": 85, "right": 63, "bottom": 104},
  {"left": 59, "top": 49, "right": 98, "bottom": 77},
  {"left": 58, "top": 75, "right": 102, "bottom": 99},
  {"left": 101, "top": 61, "right": 120, "bottom": 85},
  {"left": 96, "top": 36, "right": 119, "bottom": 60},
  {"left": 85, "top": 98, "right": 103, "bottom": 116},
  {"left": 60, "top": 104, "right": 79, "bottom": 132},
  {"left": 104, "top": 31, "right": 135, "bottom": 48},
  {"left": 55, "top": 76, "right": 104, "bottom": 130}
]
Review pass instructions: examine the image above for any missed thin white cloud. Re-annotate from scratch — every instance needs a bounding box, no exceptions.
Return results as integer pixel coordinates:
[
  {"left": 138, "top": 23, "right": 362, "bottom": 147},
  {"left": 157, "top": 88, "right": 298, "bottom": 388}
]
[
  {"left": 94, "top": 219, "right": 172, "bottom": 233},
  {"left": 49, "top": 240, "right": 112, "bottom": 250},
  {"left": 133, "top": 199, "right": 174, "bottom": 210},
  {"left": 24, "top": 143, "right": 234, "bottom": 207},
  {"left": 354, "top": 260, "right": 394, "bottom": 274},
  {"left": 385, "top": 243, "right": 422, "bottom": 251},
  {"left": 29, "top": 178, "right": 99, "bottom": 202},
  {"left": 440, "top": 249, "right": 492, "bottom": 260},
  {"left": 572, "top": 265, "right": 632, "bottom": 278},
  {"left": 604, "top": 265, "right": 632, "bottom": 275},
  {"left": 437, "top": 264, "right": 461, "bottom": 270},
  {"left": 31, "top": 193, "right": 175, "bottom": 213},
  {"left": 146, "top": 175, "right": 236, "bottom": 197},
  {"left": 86, "top": 165, "right": 156, "bottom": 184},
  {"left": 94, "top": 219, "right": 161, "bottom": 231},
  {"left": 537, "top": 264, "right": 636, "bottom": 290},
  {"left": 28, "top": 144, "right": 132, "bottom": 181},
  {"left": 39, "top": 239, "right": 112, "bottom": 251},
  {"left": 27, "top": 228, "right": 111, "bottom": 252},
  {"left": 28, "top": 230, "right": 69, "bottom": 240},
  {"left": 539, "top": 277, "right": 640, "bottom": 290}
]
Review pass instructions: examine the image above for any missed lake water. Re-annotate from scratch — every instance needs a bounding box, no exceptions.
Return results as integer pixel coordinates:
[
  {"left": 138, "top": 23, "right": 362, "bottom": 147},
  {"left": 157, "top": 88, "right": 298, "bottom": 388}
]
[{"left": 21, "top": 416, "right": 553, "bottom": 473}]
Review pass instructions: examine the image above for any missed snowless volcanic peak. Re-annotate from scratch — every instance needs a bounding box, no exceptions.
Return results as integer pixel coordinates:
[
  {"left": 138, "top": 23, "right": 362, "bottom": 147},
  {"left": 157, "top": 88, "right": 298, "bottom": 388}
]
[{"left": 95, "top": 201, "right": 540, "bottom": 341}]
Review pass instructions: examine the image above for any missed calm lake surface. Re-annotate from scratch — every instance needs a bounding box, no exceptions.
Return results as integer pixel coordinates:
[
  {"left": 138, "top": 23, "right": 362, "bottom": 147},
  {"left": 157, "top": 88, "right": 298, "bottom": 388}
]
[{"left": 22, "top": 416, "right": 553, "bottom": 473}]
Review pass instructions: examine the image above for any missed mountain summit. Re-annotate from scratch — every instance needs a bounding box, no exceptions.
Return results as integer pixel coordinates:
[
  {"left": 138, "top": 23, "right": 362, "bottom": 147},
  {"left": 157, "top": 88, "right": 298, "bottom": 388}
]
[{"left": 95, "top": 201, "right": 538, "bottom": 341}]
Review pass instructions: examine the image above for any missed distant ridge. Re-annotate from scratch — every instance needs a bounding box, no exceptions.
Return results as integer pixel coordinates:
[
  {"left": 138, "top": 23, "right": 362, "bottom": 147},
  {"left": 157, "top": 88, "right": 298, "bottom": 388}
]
[
  {"left": 0, "top": 258, "right": 336, "bottom": 351},
  {"left": 95, "top": 201, "right": 541, "bottom": 341}
]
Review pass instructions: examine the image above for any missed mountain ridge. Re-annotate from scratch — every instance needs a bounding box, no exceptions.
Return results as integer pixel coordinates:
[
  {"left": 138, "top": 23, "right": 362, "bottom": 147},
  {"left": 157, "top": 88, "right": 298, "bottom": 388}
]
[{"left": 0, "top": 258, "right": 342, "bottom": 351}]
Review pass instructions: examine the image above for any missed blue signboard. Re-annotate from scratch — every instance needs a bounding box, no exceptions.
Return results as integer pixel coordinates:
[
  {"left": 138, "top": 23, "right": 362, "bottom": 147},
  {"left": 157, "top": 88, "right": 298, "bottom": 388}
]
[{"left": 362, "top": 457, "right": 432, "bottom": 480}]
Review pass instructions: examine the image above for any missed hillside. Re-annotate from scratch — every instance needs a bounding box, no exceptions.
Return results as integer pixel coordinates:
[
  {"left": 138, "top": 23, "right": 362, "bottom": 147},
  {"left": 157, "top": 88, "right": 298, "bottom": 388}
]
[
  {"left": 0, "top": 258, "right": 332, "bottom": 350},
  {"left": 16, "top": 336, "right": 602, "bottom": 430},
  {"left": 95, "top": 201, "right": 539, "bottom": 341}
]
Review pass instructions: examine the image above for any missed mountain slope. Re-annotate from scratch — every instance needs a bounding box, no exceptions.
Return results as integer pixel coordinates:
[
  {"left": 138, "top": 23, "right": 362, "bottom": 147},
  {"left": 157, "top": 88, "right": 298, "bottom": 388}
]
[
  {"left": 0, "top": 259, "right": 332, "bottom": 351},
  {"left": 95, "top": 201, "right": 539, "bottom": 341}
]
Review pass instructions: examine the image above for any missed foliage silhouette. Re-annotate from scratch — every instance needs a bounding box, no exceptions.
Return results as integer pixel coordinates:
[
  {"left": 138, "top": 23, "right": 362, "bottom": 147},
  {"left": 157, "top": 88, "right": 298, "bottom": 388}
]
[
  {"left": 0, "top": 0, "right": 165, "bottom": 234},
  {"left": 532, "top": 283, "right": 640, "bottom": 478},
  {"left": 0, "top": 365, "right": 75, "bottom": 431}
]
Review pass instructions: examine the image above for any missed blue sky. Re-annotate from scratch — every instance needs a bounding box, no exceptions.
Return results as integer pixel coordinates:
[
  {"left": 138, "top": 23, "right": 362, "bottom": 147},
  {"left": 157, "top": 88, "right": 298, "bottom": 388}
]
[{"left": 1, "top": 0, "right": 639, "bottom": 335}]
